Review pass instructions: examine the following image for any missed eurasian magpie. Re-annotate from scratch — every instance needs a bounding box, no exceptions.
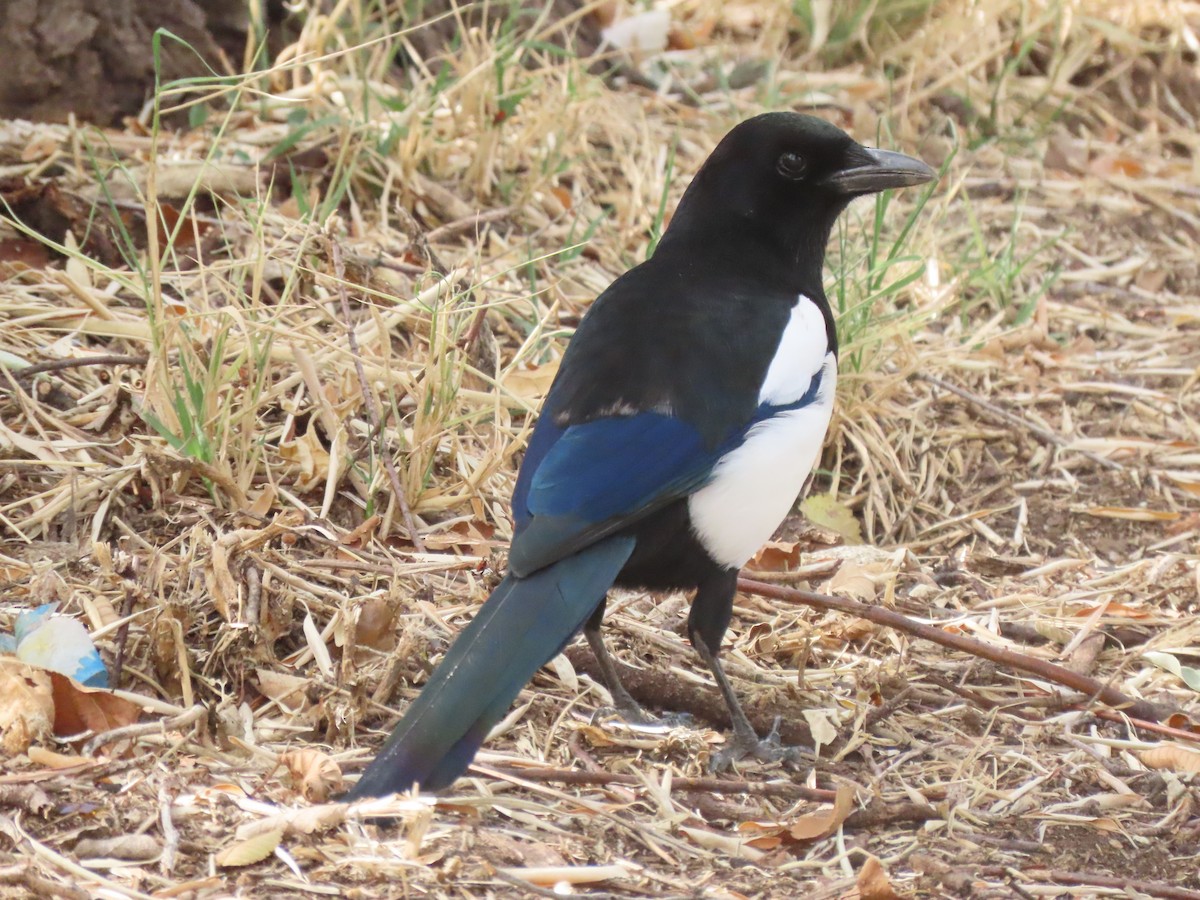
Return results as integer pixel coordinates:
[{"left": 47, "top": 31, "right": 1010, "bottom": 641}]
[{"left": 348, "top": 112, "right": 934, "bottom": 799}]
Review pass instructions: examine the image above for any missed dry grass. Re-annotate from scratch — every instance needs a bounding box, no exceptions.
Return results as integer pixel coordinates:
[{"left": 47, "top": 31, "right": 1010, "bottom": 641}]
[{"left": 2, "top": 0, "right": 1200, "bottom": 896}]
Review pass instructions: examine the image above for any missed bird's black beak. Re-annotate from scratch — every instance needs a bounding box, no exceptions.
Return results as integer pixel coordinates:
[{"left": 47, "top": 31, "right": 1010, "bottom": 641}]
[{"left": 824, "top": 147, "right": 936, "bottom": 196}]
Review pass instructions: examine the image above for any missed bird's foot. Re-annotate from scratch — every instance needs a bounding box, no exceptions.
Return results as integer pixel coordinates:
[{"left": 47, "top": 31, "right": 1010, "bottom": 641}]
[
  {"left": 590, "top": 698, "right": 695, "bottom": 731},
  {"left": 708, "top": 716, "right": 808, "bottom": 772},
  {"left": 592, "top": 700, "right": 660, "bottom": 727}
]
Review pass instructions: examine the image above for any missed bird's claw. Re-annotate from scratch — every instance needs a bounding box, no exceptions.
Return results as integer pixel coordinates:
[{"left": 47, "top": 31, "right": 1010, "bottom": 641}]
[
  {"left": 708, "top": 716, "right": 808, "bottom": 772},
  {"left": 591, "top": 703, "right": 695, "bottom": 731}
]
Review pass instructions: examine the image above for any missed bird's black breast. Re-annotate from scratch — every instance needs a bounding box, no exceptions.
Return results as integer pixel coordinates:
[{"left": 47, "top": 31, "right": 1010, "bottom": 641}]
[{"left": 544, "top": 256, "right": 800, "bottom": 446}]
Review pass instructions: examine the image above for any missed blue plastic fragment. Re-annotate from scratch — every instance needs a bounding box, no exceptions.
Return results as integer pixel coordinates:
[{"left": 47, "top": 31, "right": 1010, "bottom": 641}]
[{"left": 1, "top": 602, "right": 110, "bottom": 688}]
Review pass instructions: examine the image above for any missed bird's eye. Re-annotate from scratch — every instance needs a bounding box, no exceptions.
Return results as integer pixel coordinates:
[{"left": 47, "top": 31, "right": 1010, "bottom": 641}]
[{"left": 776, "top": 151, "right": 808, "bottom": 180}]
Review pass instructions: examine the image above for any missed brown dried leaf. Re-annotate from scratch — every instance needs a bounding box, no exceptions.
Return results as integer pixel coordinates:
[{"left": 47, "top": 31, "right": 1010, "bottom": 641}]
[
  {"left": 1070, "top": 601, "right": 1149, "bottom": 619},
  {"left": 421, "top": 519, "right": 495, "bottom": 553},
  {"left": 215, "top": 828, "right": 283, "bottom": 867},
  {"left": 75, "top": 834, "right": 161, "bottom": 861},
  {"left": 26, "top": 746, "right": 91, "bottom": 769},
  {"left": 236, "top": 803, "right": 347, "bottom": 840},
  {"left": 48, "top": 673, "right": 140, "bottom": 739},
  {"left": 279, "top": 428, "right": 331, "bottom": 490},
  {"left": 787, "top": 783, "right": 855, "bottom": 841},
  {"left": 858, "top": 855, "right": 901, "bottom": 900},
  {"left": 1139, "top": 744, "right": 1200, "bottom": 774},
  {"left": 255, "top": 669, "right": 310, "bottom": 710},
  {"left": 825, "top": 562, "right": 884, "bottom": 602},
  {"left": 750, "top": 540, "right": 802, "bottom": 571},
  {"left": 0, "top": 783, "right": 52, "bottom": 814},
  {"left": 280, "top": 748, "right": 344, "bottom": 802},
  {"left": 502, "top": 363, "right": 559, "bottom": 403},
  {"left": 1088, "top": 154, "right": 1144, "bottom": 177},
  {"left": 0, "top": 659, "right": 54, "bottom": 755},
  {"left": 340, "top": 514, "right": 381, "bottom": 548},
  {"left": 353, "top": 596, "right": 396, "bottom": 650},
  {"left": 0, "top": 238, "right": 51, "bottom": 269}
]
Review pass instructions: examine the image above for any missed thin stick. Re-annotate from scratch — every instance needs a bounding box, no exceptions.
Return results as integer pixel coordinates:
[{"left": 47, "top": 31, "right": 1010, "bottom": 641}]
[
  {"left": 917, "top": 372, "right": 1123, "bottom": 471},
  {"left": 485, "top": 766, "right": 837, "bottom": 803},
  {"left": 13, "top": 354, "right": 149, "bottom": 380},
  {"left": 970, "top": 866, "right": 1200, "bottom": 900},
  {"left": 326, "top": 234, "right": 425, "bottom": 552},
  {"left": 82, "top": 704, "right": 207, "bottom": 756},
  {"left": 736, "top": 578, "right": 1167, "bottom": 723}
]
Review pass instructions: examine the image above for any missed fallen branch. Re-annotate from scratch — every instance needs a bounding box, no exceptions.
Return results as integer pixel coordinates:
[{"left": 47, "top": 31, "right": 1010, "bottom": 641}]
[{"left": 736, "top": 578, "right": 1169, "bottom": 724}]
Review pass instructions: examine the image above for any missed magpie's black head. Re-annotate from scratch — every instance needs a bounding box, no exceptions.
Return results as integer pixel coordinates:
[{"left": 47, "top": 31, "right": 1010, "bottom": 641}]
[{"left": 659, "top": 112, "right": 935, "bottom": 291}]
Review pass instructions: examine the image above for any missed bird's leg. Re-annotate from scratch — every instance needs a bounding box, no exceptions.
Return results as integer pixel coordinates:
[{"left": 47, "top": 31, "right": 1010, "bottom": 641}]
[
  {"left": 582, "top": 596, "right": 658, "bottom": 725},
  {"left": 583, "top": 624, "right": 657, "bottom": 725},
  {"left": 689, "top": 570, "right": 806, "bottom": 771}
]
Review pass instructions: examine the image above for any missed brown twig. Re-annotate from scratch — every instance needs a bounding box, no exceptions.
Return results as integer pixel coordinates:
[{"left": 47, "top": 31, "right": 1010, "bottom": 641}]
[
  {"left": 736, "top": 578, "right": 1169, "bottom": 723},
  {"left": 425, "top": 206, "right": 512, "bottom": 243},
  {"left": 917, "top": 372, "right": 1124, "bottom": 471},
  {"left": 970, "top": 866, "right": 1200, "bottom": 900},
  {"left": 11, "top": 354, "right": 149, "bottom": 380},
  {"left": 110, "top": 584, "right": 136, "bottom": 688},
  {"left": 484, "top": 766, "right": 837, "bottom": 803},
  {"left": 326, "top": 234, "right": 425, "bottom": 552},
  {"left": 1092, "top": 708, "right": 1200, "bottom": 744}
]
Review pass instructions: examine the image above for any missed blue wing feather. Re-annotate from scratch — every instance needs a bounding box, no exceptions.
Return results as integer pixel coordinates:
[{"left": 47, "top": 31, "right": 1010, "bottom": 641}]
[
  {"left": 509, "top": 413, "right": 717, "bottom": 576},
  {"left": 508, "top": 369, "right": 825, "bottom": 578}
]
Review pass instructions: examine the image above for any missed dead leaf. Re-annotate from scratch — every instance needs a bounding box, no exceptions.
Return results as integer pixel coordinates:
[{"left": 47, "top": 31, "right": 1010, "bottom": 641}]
[
  {"left": 206, "top": 534, "right": 239, "bottom": 622},
  {"left": 497, "top": 865, "right": 629, "bottom": 887},
  {"left": 353, "top": 596, "right": 396, "bottom": 650},
  {"left": 1166, "top": 713, "right": 1200, "bottom": 734},
  {"left": 1089, "top": 154, "right": 1144, "bottom": 177},
  {"left": 502, "top": 363, "right": 559, "bottom": 403},
  {"left": 0, "top": 238, "right": 51, "bottom": 269},
  {"left": 340, "top": 514, "right": 381, "bottom": 548},
  {"left": 255, "top": 669, "right": 310, "bottom": 710},
  {"left": 1071, "top": 601, "right": 1149, "bottom": 619},
  {"left": 1140, "top": 744, "right": 1200, "bottom": 774},
  {"left": 236, "top": 803, "right": 347, "bottom": 839},
  {"left": 0, "top": 658, "right": 54, "bottom": 755},
  {"left": 787, "top": 783, "right": 855, "bottom": 841},
  {"left": 49, "top": 673, "right": 140, "bottom": 739},
  {"left": 801, "top": 494, "right": 863, "bottom": 544},
  {"left": 549, "top": 185, "right": 573, "bottom": 211},
  {"left": 26, "top": 746, "right": 91, "bottom": 769},
  {"left": 421, "top": 519, "right": 495, "bottom": 553},
  {"left": 215, "top": 828, "right": 283, "bottom": 867},
  {"left": 246, "top": 485, "right": 277, "bottom": 519},
  {"left": 824, "top": 561, "right": 887, "bottom": 602},
  {"left": 750, "top": 540, "right": 802, "bottom": 571},
  {"left": 74, "top": 835, "right": 161, "bottom": 861},
  {"left": 829, "top": 617, "right": 878, "bottom": 644},
  {"left": 802, "top": 709, "right": 839, "bottom": 753},
  {"left": 280, "top": 748, "right": 344, "bottom": 802},
  {"left": 679, "top": 825, "right": 767, "bottom": 860},
  {"left": 0, "top": 783, "right": 52, "bottom": 814},
  {"left": 858, "top": 855, "right": 901, "bottom": 900},
  {"left": 279, "top": 427, "right": 331, "bottom": 490}
]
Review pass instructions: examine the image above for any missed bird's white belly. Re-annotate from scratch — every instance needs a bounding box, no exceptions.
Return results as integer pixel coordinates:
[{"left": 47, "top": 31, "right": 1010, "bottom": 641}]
[{"left": 688, "top": 350, "right": 836, "bottom": 569}]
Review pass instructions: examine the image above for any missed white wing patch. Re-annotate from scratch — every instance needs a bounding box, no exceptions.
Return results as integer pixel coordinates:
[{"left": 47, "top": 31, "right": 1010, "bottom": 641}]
[
  {"left": 757, "top": 295, "right": 831, "bottom": 406},
  {"left": 688, "top": 295, "right": 836, "bottom": 569}
]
